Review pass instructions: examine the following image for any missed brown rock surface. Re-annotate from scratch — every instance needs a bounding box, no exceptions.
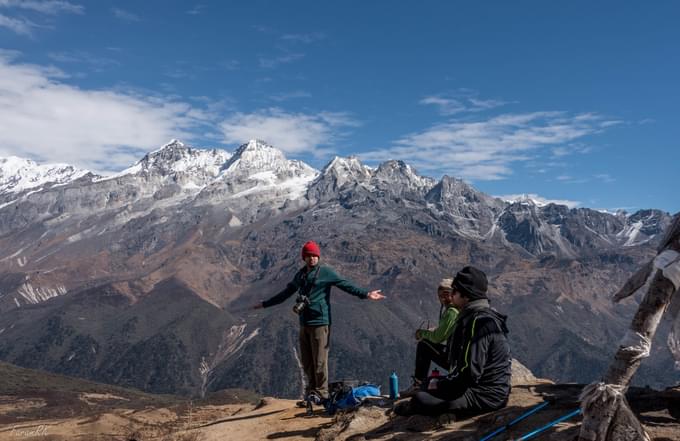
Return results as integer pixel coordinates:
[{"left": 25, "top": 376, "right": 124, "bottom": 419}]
[{"left": 1, "top": 381, "right": 678, "bottom": 441}]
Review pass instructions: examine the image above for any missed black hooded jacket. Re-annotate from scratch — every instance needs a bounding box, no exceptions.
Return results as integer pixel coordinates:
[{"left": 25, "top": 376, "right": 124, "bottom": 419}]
[{"left": 437, "top": 299, "right": 511, "bottom": 411}]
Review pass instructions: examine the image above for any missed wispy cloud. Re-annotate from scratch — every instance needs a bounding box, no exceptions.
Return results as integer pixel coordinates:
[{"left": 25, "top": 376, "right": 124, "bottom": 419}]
[
  {"left": 0, "top": 12, "right": 36, "bottom": 35},
  {"left": 219, "top": 59, "right": 240, "bottom": 70},
  {"left": 0, "top": 52, "right": 209, "bottom": 173},
  {"left": 0, "top": 0, "right": 83, "bottom": 15},
  {"left": 111, "top": 7, "right": 139, "bottom": 22},
  {"left": 269, "top": 90, "right": 312, "bottom": 102},
  {"left": 163, "top": 66, "right": 195, "bottom": 80},
  {"left": 281, "top": 32, "right": 326, "bottom": 44},
  {"left": 186, "top": 4, "right": 205, "bottom": 15},
  {"left": 554, "top": 173, "right": 614, "bottom": 184},
  {"left": 0, "top": 0, "right": 81, "bottom": 35},
  {"left": 594, "top": 173, "right": 616, "bottom": 183},
  {"left": 550, "top": 142, "right": 593, "bottom": 157},
  {"left": 219, "top": 108, "right": 359, "bottom": 157},
  {"left": 420, "top": 90, "right": 509, "bottom": 116},
  {"left": 252, "top": 24, "right": 273, "bottom": 33},
  {"left": 360, "top": 111, "right": 620, "bottom": 181},
  {"left": 496, "top": 193, "right": 581, "bottom": 209},
  {"left": 48, "top": 51, "right": 119, "bottom": 72},
  {"left": 259, "top": 52, "right": 305, "bottom": 69},
  {"left": 252, "top": 27, "right": 324, "bottom": 70}
]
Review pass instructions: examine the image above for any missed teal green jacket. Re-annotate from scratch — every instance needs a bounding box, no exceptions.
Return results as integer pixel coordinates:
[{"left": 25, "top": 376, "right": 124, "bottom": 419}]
[{"left": 262, "top": 264, "right": 368, "bottom": 326}]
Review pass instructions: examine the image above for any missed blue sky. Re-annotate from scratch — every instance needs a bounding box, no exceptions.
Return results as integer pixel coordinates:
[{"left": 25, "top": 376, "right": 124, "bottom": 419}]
[{"left": 0, "top": 1, "right": 678, "bottom": 212}]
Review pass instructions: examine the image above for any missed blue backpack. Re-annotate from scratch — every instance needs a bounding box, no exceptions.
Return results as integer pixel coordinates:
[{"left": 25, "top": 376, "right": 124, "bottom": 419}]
[{"left": 325, "top": 382, "right": 381, "bottom": 415}]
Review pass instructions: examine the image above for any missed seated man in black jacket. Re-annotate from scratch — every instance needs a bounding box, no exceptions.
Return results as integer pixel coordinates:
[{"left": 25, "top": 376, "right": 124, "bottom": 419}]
[{"left": 397, "top": 266, "right": 511, "bottom": 417}]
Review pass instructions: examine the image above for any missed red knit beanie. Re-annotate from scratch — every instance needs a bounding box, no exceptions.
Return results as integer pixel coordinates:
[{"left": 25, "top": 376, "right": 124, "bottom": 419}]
[{"left": 301, "top": 241, "right": 321, "bottom": 260}]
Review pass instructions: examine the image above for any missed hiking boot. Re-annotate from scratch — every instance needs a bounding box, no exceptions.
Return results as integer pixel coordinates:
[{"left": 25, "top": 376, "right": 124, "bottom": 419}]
[
  {"left": 306, "top": 391, "right": 325, "bottom": 406},
  {"left": 393, "top": 400, "right": 413, "bottom": 416},
  {"left": 295, "top": 400, "right": 307, "bottom": 408},
  {"left": 436, "top": 412, "right": 457, "bottom": 428}
]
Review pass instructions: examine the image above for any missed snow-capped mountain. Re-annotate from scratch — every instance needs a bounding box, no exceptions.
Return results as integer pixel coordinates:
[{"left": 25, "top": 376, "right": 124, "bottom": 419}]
[
  {"left": 0, "top": 156, "right": 91, "bottom": 196},
  {"left": 618, "top": 209, "right": 669, "bottom": 247},
  {"left": 124, "top": 139, "right": 231, "bottom": 179},
  {"left": 0, "top": 138, "right": 674, "bottom": 399},
  {"left": 219, "top": 139, "right": 318, "bottom": 194},
  {"left": 372, "top": 160, "right": 436, "bottom": 196},
  {"left": 0, "top": 139, "right": 670, "bottom": 259},
  {"left": 425, "top": 175, "right": 506, "bottom": 238},
  {"left": 193, "top": 140, "right": 319, "bottom": 219}
]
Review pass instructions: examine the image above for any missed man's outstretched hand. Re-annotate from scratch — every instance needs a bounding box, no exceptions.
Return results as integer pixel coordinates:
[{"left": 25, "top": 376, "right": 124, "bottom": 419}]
[{"left": 367, "top": 290, "right": 385, "bottom": 300}]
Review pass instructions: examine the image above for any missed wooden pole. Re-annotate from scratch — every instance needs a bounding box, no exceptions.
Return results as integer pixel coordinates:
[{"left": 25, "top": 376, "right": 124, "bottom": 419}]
[{"left": 578, "top": 213, "right": 680, "bottom": 441}]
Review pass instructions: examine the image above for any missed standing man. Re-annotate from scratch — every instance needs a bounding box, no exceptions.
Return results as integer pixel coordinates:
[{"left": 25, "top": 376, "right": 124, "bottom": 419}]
[
  {"left": 254, "top": 240, "right": 385, "bottom": 405},
  {"left": 397, "top": 266, "right": 511, "bottom": 417},
  {"left": 402, "top": 278, "right": 459, "bottom": 396}
]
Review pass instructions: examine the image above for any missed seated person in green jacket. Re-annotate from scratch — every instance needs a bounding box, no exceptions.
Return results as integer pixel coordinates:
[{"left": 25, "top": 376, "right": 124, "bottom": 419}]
[{"left": 403, "top": 278, "right": 459, "bottom": 395}]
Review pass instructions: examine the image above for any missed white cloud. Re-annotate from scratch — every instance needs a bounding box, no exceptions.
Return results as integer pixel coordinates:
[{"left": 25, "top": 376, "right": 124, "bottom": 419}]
[
  {"left": 0, "top": 0, "right": 82, "bottom": 35},
  {"left": 594, "top": 173, "right": 615, "bottom": 183},
  {"left": 0, "top": 12, "right": 35, "bottom": 35},
  {"left": 551, "top": 146, "right": 570, "bottom": 157},
  {"left": 420, "top": 91, "right": 508, "bottom": 115},
  {"left": 259, "top": 52, "right": 304, "bottom": 69},
  {"left": 0, "top": 0, "right": 83, "bottom": 15},
  {"left": 0, "top": 53, "right": 209, "bottom": 174},
  {"left": 111, "top": 7, "right": 139, "bottom": 22},
  {"left": 269, "top": 90, "right": 312, "bottom": 102},
  {"left": 361, "top": 111, "right": 620, "bottom": 181},
  {"left": 219, "top": 108, "right": 358, "bottom": 157},
  {"left": 48, "top": 51, "right": 119, "bottom": 72},
  {"left": 497, "top": 193, "right": 581, "bottom": 209},
  {"left": 419, "top": 96, "right": 467, "bottom": 115},
  {"left": 280, "top": 32, "right": 326, "bottom": 44},
  {"left": 186, "top": 4, "right": 205, "bottom": 15}
]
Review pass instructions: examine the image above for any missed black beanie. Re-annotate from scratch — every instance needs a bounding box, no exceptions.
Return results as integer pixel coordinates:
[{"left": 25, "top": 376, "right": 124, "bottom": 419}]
[{"left": 453, "top": 266, "right": 488, "bottom": 300}]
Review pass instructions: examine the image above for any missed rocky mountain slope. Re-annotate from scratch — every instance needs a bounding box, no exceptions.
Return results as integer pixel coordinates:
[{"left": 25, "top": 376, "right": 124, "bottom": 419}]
[{"left": 0, "top": 139, "right": 675, "bottom": 399}]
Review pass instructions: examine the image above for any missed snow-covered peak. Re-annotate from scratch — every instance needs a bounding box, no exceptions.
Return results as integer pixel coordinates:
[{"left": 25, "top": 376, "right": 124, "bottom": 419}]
[
  {"left": 152, "top": 139, "right": 185, "bottom": 153},
  {"left": 223, "top": 139, "right": 290, "bottom": 175},
  {"left": 501, "top": 194, "right": 541, "bottom": 207},
  {"left": 498, "top": 193, "right": 580, "bottom": 209},
  {"left": 320, "top": 156, "right": 372, "bottom": 185},
  {"left": 373, "top": 160, "right": 435, "bottom": 191},
  {"left": 108, "top": 140, "right": 231, "bottom": 180},
  {"left": 617, "top": 209, "right": 668, "bottom": 247},
  {"left": 0, "top": 156, "right": 90, "bottom": 195}
]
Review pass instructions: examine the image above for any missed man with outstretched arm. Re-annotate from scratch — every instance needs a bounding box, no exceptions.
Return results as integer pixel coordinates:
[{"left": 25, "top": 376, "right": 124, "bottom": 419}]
[
  {"left": 253, "top": 240, "right": 385, "bottom": 406},
  {"left": 396, "top": 266, "right": 511, "bottom": 418}
]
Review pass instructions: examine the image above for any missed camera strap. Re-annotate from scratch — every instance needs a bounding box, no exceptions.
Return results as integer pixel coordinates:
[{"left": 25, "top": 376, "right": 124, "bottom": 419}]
[{"left": 300, "top": 265, "right": 321, "bottom": 299}]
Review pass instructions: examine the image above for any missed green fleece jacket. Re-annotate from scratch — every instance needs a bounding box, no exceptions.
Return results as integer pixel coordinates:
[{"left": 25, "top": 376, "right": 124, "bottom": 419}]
[
  {"left": 262, "top": 264, "right": 368, "bottom": 326},
  {"left": 419, "top": 306, "right": 459, "bottom": 344}
]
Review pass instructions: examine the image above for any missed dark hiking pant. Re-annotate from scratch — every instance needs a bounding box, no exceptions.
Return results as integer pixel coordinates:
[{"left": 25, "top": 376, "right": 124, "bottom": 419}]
[
  {"left": 409, "top": 390, "right": 475, "bottom": 416},
  {"left": 414, "top": 340, "right": 450, "bottom": 382},
  {"left": 299, "top": 325, "right": 329, "bottom": 399},
  {"left": 408, "top": 388, "right": 505, "bottom": 417}
]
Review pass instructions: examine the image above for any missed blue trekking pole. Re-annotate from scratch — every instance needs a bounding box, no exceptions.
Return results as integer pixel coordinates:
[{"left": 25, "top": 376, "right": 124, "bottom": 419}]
[
  {"left": 512, "top": 408, "right": 582, "bottom": 440},
  {"left": 479, "top": 401, "right": 550, "bottom": 441}
]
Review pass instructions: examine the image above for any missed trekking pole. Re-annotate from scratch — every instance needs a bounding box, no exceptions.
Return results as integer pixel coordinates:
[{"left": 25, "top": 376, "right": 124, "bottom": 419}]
[
  {"left": 478, "top": 401, "right": 549, "bottom": 441},
  {"left": 512, "top": 408, "right": 582, "bottom": 441}
]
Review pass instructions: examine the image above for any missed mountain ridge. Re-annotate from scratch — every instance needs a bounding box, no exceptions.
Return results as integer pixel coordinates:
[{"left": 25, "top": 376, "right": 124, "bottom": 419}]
[{"left": 0, "top": 139, "right": 674, "bottom": 398}]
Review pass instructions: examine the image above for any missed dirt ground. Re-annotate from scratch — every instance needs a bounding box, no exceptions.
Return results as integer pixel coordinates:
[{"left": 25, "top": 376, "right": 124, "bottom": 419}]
[{"left": 0, "top": 383, "right": 678, "bottom": 441}]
